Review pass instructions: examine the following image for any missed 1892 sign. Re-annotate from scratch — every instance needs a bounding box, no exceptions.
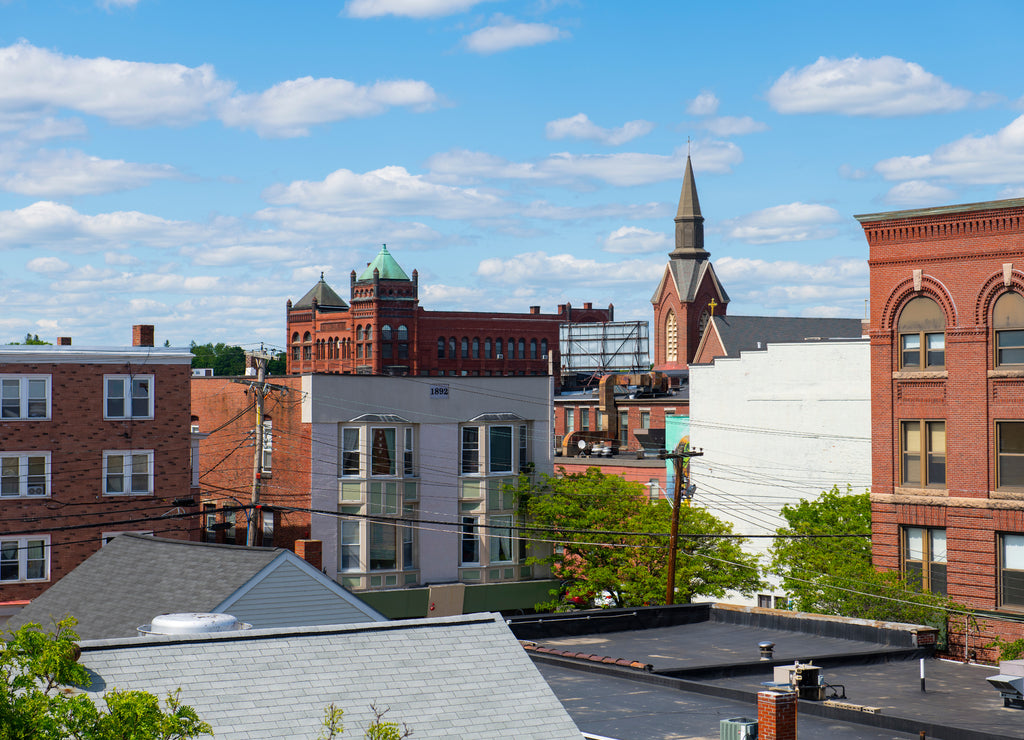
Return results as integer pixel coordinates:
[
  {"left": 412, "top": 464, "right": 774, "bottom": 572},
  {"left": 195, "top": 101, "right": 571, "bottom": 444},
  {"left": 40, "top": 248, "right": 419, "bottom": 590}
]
[{"left": 429, "top": 384, "right": 449, "bottom": 398}]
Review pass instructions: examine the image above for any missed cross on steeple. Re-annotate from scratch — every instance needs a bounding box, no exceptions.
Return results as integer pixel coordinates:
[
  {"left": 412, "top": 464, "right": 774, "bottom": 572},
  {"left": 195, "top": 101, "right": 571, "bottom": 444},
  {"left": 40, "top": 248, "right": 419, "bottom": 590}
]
[{"left": 708, "top": 298, "right": 718, "bottom": 315}]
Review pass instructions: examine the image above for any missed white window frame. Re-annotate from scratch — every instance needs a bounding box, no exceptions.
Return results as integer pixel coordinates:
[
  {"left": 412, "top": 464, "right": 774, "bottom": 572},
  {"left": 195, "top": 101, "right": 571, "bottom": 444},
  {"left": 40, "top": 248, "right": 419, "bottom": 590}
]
[
  {"left": 104, "top": 374, "right": 154, "bottom": 420},
  {"left": 0, "top": 452, "right": 50, "bottom": 498},
  {"left": 0, "top": 535, "right": 49, "bottom": 583},
  {"left": 103, "top": 450, "right": 154, "bottom": 496},
  {"left": 341, "top": 427, "right": 361, "bottom": 477},
  {"left": 0, "top": 375, "right": 51, "bottom": 421}
]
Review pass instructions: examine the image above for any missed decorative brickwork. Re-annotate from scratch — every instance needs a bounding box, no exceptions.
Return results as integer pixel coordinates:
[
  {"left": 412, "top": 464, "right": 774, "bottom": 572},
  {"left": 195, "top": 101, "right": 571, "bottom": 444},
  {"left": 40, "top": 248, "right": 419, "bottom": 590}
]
[{"left": 860, "top": 198, "right": 1024, "bottom": 657}]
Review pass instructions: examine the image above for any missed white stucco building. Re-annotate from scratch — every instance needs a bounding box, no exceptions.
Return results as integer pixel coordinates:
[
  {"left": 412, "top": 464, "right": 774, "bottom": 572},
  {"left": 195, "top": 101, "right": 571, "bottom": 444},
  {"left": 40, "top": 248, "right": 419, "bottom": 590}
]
[{"left": 688, "top": 338, "right": 871, "bottom": 607}]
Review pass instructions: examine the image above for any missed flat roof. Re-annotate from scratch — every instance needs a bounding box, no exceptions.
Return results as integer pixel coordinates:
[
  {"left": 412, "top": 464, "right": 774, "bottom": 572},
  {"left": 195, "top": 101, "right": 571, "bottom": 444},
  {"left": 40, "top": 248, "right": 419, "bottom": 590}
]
[
  {"left": 514, "top": 605, "right": 1021, "bottom": 740},
  {"left": 855, "top": 196, "right": 1024, "bottom": 223}
]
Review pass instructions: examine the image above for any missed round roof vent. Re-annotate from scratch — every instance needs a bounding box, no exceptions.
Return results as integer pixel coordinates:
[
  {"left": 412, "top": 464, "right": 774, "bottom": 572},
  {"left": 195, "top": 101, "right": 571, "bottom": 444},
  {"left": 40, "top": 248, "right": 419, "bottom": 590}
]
[{"left": 138, "top": 612, "right": 251, "bottom": 636}]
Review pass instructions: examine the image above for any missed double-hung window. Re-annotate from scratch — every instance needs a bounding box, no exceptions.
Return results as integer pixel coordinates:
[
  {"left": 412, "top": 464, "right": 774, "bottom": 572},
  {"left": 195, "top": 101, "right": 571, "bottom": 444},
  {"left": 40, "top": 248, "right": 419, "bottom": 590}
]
[
  {"left": 461, "top": 427, "right": 480, "bottom": 474},
  {"left": 902, "top": 527, "right": 947, "bottom": 595},
  {"left": 341, "top": 428, "right": 360, "bottom": 476},
  {"left": 1, "top": 376, "right": 50, "bottom": 420},
  {"left": 461, "top": 516, "right": 480, "bottom": 565},
  {"left": 0, "top": 536, "right": 48, "bottom": 582},
  {"left": 900, "top": 420, "right": 945, "bottom": 488},
  {"left": 897, "top": 297, "right": 945, "bottom": 370},
  {"left": 994, "top": 292, "right": 1024, "bottom": 367},
  {"left": 103, "top": 450, "right": 154, "bottom": 495},
  {"left": 1001, "top": 534, "right": 1024, "bottom": 609},
  {"left": 489, "top": 426, "right": 513, "bottom": 473},
  {"left": 260, "top": 419, "right": 272, "bottom": 474},
  {"left": 997, "top": 422, "right": 1024, "bottom": 488},
  {"left": 105, "top": 375, "right": 153, "bottom": 419},
  {"left": 0, "top": 452, "right": 49, "bottom": 498}
]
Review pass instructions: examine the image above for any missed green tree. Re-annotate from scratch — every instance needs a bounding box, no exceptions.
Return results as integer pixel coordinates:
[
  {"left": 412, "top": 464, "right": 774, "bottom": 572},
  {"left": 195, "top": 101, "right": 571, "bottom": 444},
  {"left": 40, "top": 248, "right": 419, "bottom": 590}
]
[
  {"left": 6, "top": 333, "right": 50, "bottom": 345},
  {"left": 524, "top": 468, "right": 764, "bottom": 609},
  {"left": 189, "top": 341, "right": 247, "bottom": 376},
  {"left": 769, "top": 485, "right": 967, "bottom": 640},
  {"left": 0, "top": 618, "right": 210, "bottom": 740},
  {"left": 318, "top": 704, "right": 411, "bottom": 739}
]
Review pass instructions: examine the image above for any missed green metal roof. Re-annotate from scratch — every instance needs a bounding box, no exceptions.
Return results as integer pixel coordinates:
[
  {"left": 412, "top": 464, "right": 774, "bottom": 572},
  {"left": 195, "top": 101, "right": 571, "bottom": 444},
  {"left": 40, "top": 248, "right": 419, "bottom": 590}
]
[{"left": 357, "top": 244, "right": 410, "bottom": 282}]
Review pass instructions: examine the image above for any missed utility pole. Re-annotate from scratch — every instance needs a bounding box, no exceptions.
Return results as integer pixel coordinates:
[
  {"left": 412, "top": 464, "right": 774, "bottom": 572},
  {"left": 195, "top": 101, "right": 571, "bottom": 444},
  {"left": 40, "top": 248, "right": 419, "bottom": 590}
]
[
  {"left": 659, "top": 443, "right": 702, "bottom": 605},
  {"left": 232, "top": 346, "right": 286, "bottom": 547}
]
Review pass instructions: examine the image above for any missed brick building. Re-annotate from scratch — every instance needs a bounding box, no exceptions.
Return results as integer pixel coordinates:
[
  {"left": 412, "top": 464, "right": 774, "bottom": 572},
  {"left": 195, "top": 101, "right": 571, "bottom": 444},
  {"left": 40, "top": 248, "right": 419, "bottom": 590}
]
[
  {"left": 858, "top": 197, "right": 1024, "bottom": 656},
  {"left": 285, "top": 245, "right": 612, "bottom": 384},
  {"left": 0, "top": 325, "right": 195, "bottom": 603}
]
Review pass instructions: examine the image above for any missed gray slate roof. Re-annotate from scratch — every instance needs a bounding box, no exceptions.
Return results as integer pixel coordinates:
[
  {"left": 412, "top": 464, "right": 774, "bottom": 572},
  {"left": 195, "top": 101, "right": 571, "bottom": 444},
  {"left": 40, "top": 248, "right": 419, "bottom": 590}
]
[
  {"left": 7, "top": 534, "right": 383, "bottom": 639},
  {"left": 293, "top": 276, "right": 348, "bottom": 310},
  {"left": 652, "top": 258, "right": 730, "bottom": 305},
  {"left": 77, "top": 614, "right": 582, "bottom": 740},
  {"left": 703, "top": 315, "right": 864, "bottom": 360}
]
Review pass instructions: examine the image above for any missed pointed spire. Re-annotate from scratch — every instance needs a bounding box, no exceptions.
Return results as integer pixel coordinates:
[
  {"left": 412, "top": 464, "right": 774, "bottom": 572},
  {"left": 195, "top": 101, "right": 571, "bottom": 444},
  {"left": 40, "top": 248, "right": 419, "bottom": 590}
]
[{"left": 671, "top": 155, "right": 708, "bottom": 259}]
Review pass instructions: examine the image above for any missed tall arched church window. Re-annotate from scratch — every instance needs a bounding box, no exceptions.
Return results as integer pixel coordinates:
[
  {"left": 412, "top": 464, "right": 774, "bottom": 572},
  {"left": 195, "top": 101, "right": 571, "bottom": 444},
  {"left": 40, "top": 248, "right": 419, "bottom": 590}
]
[
  {"left": 994, "top": 292, "right": 1024, "bottom": 366},
  {"left": 898, "top": 297, "right": 945, "bottom": 369},
  {"left": 666, "top": 311, "right": 678, "bottom": 362}
]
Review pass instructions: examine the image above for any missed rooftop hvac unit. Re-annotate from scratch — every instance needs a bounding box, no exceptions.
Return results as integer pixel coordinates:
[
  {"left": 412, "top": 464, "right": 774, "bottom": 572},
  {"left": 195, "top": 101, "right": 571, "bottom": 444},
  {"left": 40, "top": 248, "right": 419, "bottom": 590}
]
[
  {"left": 720, "top": 717, "right": 757, "bottom": 740},
  {"left": 987, "top": 674, "right": 1024, "bottom": 708}
]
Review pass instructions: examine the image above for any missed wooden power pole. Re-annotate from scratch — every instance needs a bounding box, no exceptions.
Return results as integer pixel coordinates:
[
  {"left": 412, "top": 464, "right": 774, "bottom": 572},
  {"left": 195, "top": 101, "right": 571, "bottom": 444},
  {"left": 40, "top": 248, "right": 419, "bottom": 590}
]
[{"left": 659, "top": 443, "right": 702, "bottom": 605}]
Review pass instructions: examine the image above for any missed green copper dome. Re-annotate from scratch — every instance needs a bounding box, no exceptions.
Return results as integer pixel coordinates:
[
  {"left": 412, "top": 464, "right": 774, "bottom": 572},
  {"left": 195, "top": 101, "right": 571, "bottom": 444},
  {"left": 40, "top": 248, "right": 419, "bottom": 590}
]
[{"left": 357, "top": 244, "right": 410, "bottom": 282}]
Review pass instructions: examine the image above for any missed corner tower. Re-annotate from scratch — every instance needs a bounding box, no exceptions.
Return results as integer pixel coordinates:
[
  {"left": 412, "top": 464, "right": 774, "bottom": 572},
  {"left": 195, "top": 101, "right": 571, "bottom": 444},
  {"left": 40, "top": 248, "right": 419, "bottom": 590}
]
[{"left": 651, "top": 155, "right": 729, "bottom": 373}]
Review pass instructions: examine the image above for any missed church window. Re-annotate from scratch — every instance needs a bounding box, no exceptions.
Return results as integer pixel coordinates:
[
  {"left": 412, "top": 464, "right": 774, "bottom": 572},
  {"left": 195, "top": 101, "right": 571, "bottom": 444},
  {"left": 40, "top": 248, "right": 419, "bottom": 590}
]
[{"left": 666, "top": 311, "right": 678, "bottom": 362}]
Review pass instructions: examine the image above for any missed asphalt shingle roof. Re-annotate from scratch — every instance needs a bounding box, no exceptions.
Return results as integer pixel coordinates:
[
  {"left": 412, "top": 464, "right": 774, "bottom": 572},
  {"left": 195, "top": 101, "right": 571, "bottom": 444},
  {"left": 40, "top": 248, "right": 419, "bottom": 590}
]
[
  {"left": 7, "top": 534, "right": 282, "bottom": 639},
  {"left": 77, "top": 614, "right": 582, "bottom": 740},
  {"left": 705, "top": 315, "right": 864, "bottom": 360}
]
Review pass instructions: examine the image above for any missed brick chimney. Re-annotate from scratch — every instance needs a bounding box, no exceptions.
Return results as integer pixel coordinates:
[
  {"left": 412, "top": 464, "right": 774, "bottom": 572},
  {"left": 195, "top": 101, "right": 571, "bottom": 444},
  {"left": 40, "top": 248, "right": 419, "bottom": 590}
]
[
  {"left": 529, "top": 306, "right": 540, "bottom": 314},
  {"left": 757, "top": 691, "right": 796, "bottom": 740},
  {"left": 295, "top": 539, "right": 323, "bottom": 570},
  {"left": 132, "top": 324, "right": 155, "bottom": 347},
  {"left": 57, "top": 337, "right": 72, "bottom": 346}
]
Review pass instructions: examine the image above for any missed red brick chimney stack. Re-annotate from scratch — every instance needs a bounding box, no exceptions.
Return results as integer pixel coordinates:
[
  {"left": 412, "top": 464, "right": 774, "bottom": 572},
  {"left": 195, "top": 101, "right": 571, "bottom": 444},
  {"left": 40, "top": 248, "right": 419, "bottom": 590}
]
[{"left": 132, "top": 324, "right": 155, "bottom": 347}]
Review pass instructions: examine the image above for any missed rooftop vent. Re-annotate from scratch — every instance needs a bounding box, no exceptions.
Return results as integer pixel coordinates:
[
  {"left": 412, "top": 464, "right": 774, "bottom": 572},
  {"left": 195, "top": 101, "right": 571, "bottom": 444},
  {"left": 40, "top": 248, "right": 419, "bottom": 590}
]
[
  {"left": 138, "top": 612, "right": 251, "bottom": 636},
  {"left": 988, "top": 660, "right": 1024, "bottom": 708}
]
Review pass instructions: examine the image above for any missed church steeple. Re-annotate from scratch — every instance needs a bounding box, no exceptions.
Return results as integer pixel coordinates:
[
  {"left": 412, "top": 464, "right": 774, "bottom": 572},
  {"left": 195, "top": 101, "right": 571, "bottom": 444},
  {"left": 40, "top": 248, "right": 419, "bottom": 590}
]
[{"left": 670, "top": 155, "right": 707, "bottom": 259}]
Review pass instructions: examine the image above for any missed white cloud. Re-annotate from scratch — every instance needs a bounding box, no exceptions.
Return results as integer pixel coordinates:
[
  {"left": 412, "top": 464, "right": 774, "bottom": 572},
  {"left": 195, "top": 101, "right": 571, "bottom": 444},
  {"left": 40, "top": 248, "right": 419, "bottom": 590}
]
[
  {"left": 51, "top": 267, "right": 220, "bottom": 294},
  {"left": 715, "top": 256, "right": 868, "bottom": 314},
  {"left": 180, "top": 244, "right": 306, "bottom": 267},
  {"left": 875, "top": 114, "right": 1024, "bottom": 185},
  {"left": 0, "top": 149, "right": 178, "bottom": 196},
  {"left": 427, "top": 141, "right": 743, "bottom": 187},
  {"left": 0, "top": 201, "right": 201, "bottom": 249},
  {"left": 701, "top": 116, "right": 767, "bottom": 137},
  {"left": 99, "top": 0, "right": 140, "bottom": 8},
  {"left": 464, "top": 16, "right": 568, "bottom": 54},
  {"left": 345, "top": 0, "right": 495, "bottom": 18},
  {"left": 0, "top": 114, "right": 86, "bottom": 139},
  {"left": 883, "top": 180, "right": 956, "bottom": 206},
  {"left": 262, "top": 165, "right": 507, "bottom": 219},
  {"left": 603, "top": 226, "right": 670, "bottom": 254},
  {"left": 0, "top": 41, "right": 436, "bottom": 138},
  {"left": 477, "top": 251, "right": 663, "bottom": 286},
  {"left": 687, "top": 91, "right": 719, "bottom": 116},
  {"left": 724, "top": 202, "right": 842, "bottom": 244},
  {"left": 0, "top": 41, "right": 232, "bottom": 126},
  {"left": 767, "top": 56, "right": 973, "bottom": 116},
  {"left": 545, "top": 113, "right": 654, "bottom": 146},
  {"left": 25, "top": 256, "right": 70, "bottom": 274},
  {"left": 838, "top": 164, "right": 868, "bottom": 180},
  {"left": 105, "top": 251, "right": 140, "bottom": 265},
  {"left": 219, "top": 77, "right": 437, "bottom": 138}
]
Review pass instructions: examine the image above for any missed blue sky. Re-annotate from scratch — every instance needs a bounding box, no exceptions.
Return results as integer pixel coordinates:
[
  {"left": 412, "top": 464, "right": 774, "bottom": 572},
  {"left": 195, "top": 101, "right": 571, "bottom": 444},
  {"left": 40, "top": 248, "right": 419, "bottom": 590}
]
[{"left": 1, "top": 0, "right": 1023, "bottom": 348}]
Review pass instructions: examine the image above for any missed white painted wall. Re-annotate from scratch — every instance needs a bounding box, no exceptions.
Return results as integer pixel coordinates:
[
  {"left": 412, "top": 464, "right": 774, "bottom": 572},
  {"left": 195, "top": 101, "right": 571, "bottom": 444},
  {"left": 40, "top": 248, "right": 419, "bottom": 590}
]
[{"left": 688, "top": 339, "right": 871, "bottom": 605}]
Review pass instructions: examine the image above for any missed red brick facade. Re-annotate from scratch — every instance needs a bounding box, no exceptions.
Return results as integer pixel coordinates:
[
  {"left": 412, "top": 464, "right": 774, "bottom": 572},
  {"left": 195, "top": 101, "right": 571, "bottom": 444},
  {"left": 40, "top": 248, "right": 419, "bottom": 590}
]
[
  {"left": 0, "top": 327, "right": 194, "bottom": 601},
  {"left": 553, "top": 396, "right": 688, "bottom": 454},
  {"left": 860, "top": 198, "right": 1024, "bottom": 657},
  {"left": 286, "top": 247, "right": 611, "bottom": 385},
  {"left": 190, "top": 376, "right": 310, "bottom": 551},
  {"left": 757, "top": 690, "right": 797, "bottom": 740}
]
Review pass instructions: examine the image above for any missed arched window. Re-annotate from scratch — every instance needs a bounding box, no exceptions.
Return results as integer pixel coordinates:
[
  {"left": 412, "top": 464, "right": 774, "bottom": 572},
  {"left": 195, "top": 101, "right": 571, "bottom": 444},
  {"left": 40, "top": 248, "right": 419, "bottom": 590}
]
[
  {"left": 484, "top": 338, "right": 492, "bottom": 359},
  {"left": 461, "top": 337, "right": 469, "bottom": 359},
  {"left": 381, "top": 324, "right": 393, "bottom": 341},
  {"left": 356, "top": 326, "right": 364, "bottom": 341},
  {"left": 291, "top": 332, "right": 301, "bottom": 360},
  {"left": 438, "top": 336, "right": 446, "bottom": 359},
  {"left": 397, "top": 325, "right": 408, "bottom": 341},
  {"left": 509, "top": 338, "right": 515, "bottom": 359},
  {"left": 472, "top": 338, "right": 480, "bottom": 359},
  {"left": 898, "top": 296, "right": 945, "bottom": 369},
  {"left": 540, "top": 338, "right": 548, "bottom": 358},
  {"left": 518, "top": 338, "right": 525, "bottom": 359},
  {"left": 496, "top": 338, "right": 504, "bottom": 358},
  {"left": 303, "top": 332, "right": 312, "bottom": 360},
  {"left": 529, "top": 339, "right": 537, "bottom": 359},
  {"left": 449, "top": 337, "right": 457, "bottom": 358},
  {"left": 666, "top": 311, "right": 678, "bottom": 362},
  {"left": 994, "top": 292, "right": 1024, "bottom": 366}
]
